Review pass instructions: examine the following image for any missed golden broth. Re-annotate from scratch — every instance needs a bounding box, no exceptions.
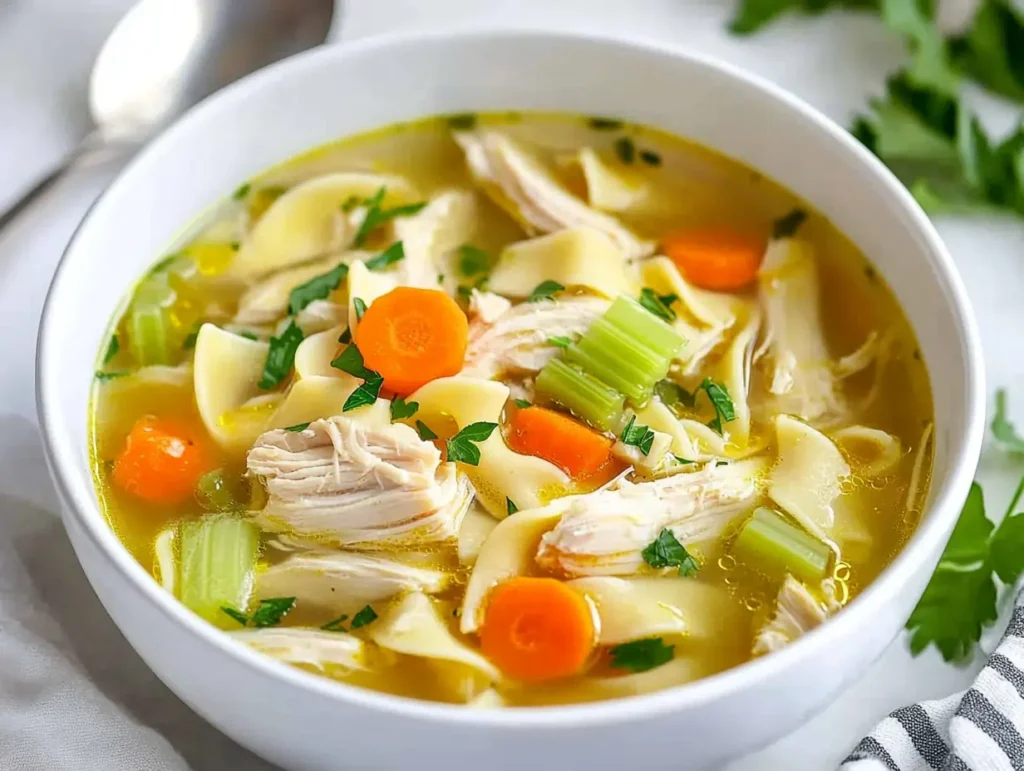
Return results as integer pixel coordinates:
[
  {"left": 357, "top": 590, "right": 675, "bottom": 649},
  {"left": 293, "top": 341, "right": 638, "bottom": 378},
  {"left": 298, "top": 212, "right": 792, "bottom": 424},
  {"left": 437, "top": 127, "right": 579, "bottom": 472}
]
[{"left": 90, "top": 112, "right": 933, "bottom": 706}]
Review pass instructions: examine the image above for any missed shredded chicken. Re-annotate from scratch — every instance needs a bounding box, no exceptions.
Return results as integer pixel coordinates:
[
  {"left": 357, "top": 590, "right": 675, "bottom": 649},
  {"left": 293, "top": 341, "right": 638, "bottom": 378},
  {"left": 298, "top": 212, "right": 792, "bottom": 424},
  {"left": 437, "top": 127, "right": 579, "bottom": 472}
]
[
  {"left": 752, "top": 576, "right": 841, "bottom": 655},
  {"left": 393, "top": 190, "right": 477, "bottom": 287},
  {"left": 468, "top": 289, "right": 513, "bottom": 325},
  {"left": 461, "top": 296, "right": 609, "bottom": 379},
  {"left": 454, "top": 130, "right": 654, "bottom": 261},
  {"left": 535, "top": 458, "right": 767, "bottom": 577},
  {"left": 247, "top": 417, "right": 472, "bottom": 548},
  {"left": 230, "top": 627, "right": 387, "bottom": 673}
]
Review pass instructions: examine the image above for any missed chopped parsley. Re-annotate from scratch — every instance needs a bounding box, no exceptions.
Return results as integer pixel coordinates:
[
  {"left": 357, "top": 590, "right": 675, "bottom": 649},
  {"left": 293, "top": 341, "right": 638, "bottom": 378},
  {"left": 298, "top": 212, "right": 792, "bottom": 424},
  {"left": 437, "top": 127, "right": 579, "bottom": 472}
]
[
  {"left": 654, "top": 379, "right": 695, "bottom": 409},
  {"left": 772, "top": 208, "right": 808, "bottom": 239},
  {"left": 364, "top": 241, "right": 406, "bottom": 272},
  {"left": 673, "top": 455, "right": 695, "bottom": 465},
  {"left": 457, "top": 244, "right": 491, "bottom": 277},
  {"left": 514, "top": 399, "right": 532, "bottom": 409},
  {"left": 320, "top": 614, "right": 349, "bottom": 632},
  {"left": 619, "top": 415, "right": 656, "bottom": 456},
  {"left": 609, "top": 637, "right": 675, "bottom": 673},
  {"left": 415, "top": 420, "right": 439, "bottom": 441},
  {"left": 642, "top": 528, "right": 700, "bottom": 576},
  {"left": 547, "top": 335, "right": 572, "bottom": 349},
  {"left": 446, "top": 422, "right": 498, "bottom": 466},
  {"left": 528, "top": 280, "right": 565, "bottom": 302},
  {"left": 103, "top": 335, "right": 119, "bottom": 364},
  {"left": 239, "top": 331, "right": 259, "bottom": 341},
  {"left": 638, "top": 287, "right": 677, "bottom": 322},
  {"left": 330, "top": 344, "right": 384, "bottom": 412},
  {"left": 992, "top": 388, "right": 1024, "bottom": 453},
  {"left": 284, "top": 422, "right": 311, "bottom": 432},
  {"left": 639, "top": 149, "right": 662, "bottom": 167},
  {"left": 221, "top": 597, "right": 296, "bottom": 628},
  {"left": 338, "top": 328, "right": 352, "bottom": 344},
  {"left": 221, "top": 607, "right": 249, "bottom": 627},
  {"left": 353, "top": 187, "right": 427, "bottom": 247},
  {"left": 95, "top": 370, "right": 129, "bottom": 382},
  {"left": 183, "top": 328, "right": 200, "bottom": 349},
  {"left": 506, "top": 497, "right": 519, "bottom": 516},
  {"left": 352, "top": 297, "right": 368, "bottom": 321},
  {"left": 390, "top": 396, "right": 419, "bottom": 422},
  {"left": 258, "top": 320, "right": 304, "bottom": 390},
  {"left": 698, "top": 377, "right": 736, "bottom": 435},
  {"left": 588, "top": 116, "right": 624, "bottom": 130},
  {"left": 231, "top": 182, "right": 251, "bottom": 200},
  {"left": 288, "top": 261, "right": 349, "bottom": 314},
  {"left": 351, "top": 604, "right": 378, "bottom": 629},
  {"left": 613, "top": 136, "right": 636, "bottom": 164},
  {"left": 341, "top": 194, "right": 360, "bottom": 213},
  {"left": 446, "top": 113, "right": 478, "bottom": 130}
]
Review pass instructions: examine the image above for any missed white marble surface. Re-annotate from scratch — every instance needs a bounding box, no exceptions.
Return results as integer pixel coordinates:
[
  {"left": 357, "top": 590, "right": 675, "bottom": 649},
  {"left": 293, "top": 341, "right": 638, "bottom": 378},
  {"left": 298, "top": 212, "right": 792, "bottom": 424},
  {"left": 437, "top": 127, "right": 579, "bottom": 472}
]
[{"left": 2, "top": 1, "right": 1023, "bottom": 769}]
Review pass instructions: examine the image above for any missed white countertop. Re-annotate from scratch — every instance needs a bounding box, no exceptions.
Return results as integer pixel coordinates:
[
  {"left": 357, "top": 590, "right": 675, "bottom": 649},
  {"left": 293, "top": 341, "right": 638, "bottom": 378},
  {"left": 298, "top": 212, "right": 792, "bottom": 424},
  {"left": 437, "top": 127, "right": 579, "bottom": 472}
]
[{"left": 3, "top": 1, "right": 1023, "bottom": 769}]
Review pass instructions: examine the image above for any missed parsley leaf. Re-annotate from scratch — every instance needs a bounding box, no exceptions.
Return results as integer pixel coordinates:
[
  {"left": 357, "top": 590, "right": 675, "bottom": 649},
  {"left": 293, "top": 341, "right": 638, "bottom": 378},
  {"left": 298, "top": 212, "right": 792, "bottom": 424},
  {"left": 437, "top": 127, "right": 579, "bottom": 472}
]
[
  {"left": 528, "top": 280, "right": 565, "bottom": 302},
  {"left": 639, "top": 288, "right": 677, "bottom": 322},
  {"left": 103, "top": 335, "right": 119, "bottom": 364},
  {"left": 654, "top": 379, "right": 695, "bottom": 409},
  {"left": 285, "top": 422, "right": 310, "bottom": 432},
  {"left": 772, "top": 208, "right": 808, "bottom": 239},
  {"left": 514, "top": 399, "right": 532, "bottom": 409},
  {"left": 415, "top": 420, "right": 438, "bottom": 441},
  {"left": 232, "top": 182, "right": 251, "bottom": 200},
  {"left": 609, "top": 637, "right": 675, "bottom": 673},
  {"left": 698, "top": 377, "right": 736, "bottom": 435},
  {"left": 457, "top": 244, "right": 491, "bottom": 277},
  {"left": 338, "top": 327, "right": 352, "bottom": 344},
  {"left": 320, "top": 614, "right": 349, "bottom": 632},
  {"left": 390, "top": 396, "right": 419, "bottom": 422},
  {"left": 951, "top": 0, "right": 1024, "bottom": 103},
  {"left": 251, "top": 597, "right": 296, "bottom": 627},
  {"left": 331, "top": 344, "right": 384, "bottom": 412},
  {"left": 446, "top": 113, "right": 478, "bottom": 130},
  {"left": 639, "top": 149, "right": 662, "bottom": 167},
  {"left": 352, "top": 297, "right": 368, "bottom": 321},
  {"left": 619, "top": 415, "right": 656, "bottom": 456},
  {"left": 506, "top": 497, "right": 519, "bottom": 516},
  {"left": 547, "top": 335, "right": 572, "bottom": 349},
  {"left": 993, "top": 388, "right": 1024, "bottom": 453},
  {"left": 673, "top": 455, "right": 696, "bottom": 465},
  {"left": 351, "top": 604, "right": 378, "bottom": 629},
  {"left": 258, "top": 320, "right": 304, "bottom": 390},
  {"left": 288, "top": 261, "right": 349, "bottom": 314},
  {"left": 614, "top": 136, "right": 636, "bottom": 164},
  {"left": 588, "top": 116, "right": 624, "bottom": 130},
  {"left": 344, "top": 374, "right": 384, "bottom": 412},
  {"left": 353, "top": 185, "right": 427, "bottom": 246},
  {"left": 183, "top": 329, "right": 200, "bottom": 350},
  {"left": 446, "top": 422, "right": 498, "bottom": 466},
  {"left": 642, "top": 528, "right": 700, "bottom": 576},
  {"left": 364, "top": 241, "right": 406, "bottom": 272},
  {"left": 728, "top": 0, "right": 875, "bottom": 35},
  {"left": 221, "top": 606, "right": 249, "bottom": 627},
  {"left": 95, "top": 371, "right": 129, "bottom": 382}
]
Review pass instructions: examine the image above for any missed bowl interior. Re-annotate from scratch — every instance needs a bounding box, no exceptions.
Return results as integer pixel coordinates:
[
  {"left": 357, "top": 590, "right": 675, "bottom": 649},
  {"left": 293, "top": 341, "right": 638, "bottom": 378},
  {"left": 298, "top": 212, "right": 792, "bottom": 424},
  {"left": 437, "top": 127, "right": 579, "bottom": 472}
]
[{"left": 38, "top": 29, "right": 983, "bottom": 723}]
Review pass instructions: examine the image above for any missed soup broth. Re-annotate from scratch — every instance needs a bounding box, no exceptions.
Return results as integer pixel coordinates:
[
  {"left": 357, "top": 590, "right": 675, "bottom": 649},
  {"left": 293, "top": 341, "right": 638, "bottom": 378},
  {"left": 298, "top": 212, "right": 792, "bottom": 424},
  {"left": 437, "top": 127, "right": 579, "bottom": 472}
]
[{"left": 90, "top": 112, "right": 933, "bottom": 706}]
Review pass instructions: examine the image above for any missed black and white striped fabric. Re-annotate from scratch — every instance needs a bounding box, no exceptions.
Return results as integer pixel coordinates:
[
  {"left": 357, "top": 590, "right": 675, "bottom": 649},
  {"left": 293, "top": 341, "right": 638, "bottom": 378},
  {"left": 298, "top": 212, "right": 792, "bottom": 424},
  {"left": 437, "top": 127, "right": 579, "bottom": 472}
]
[{"left": 841, "top": 595, "right": 1024, "bottom": 770}]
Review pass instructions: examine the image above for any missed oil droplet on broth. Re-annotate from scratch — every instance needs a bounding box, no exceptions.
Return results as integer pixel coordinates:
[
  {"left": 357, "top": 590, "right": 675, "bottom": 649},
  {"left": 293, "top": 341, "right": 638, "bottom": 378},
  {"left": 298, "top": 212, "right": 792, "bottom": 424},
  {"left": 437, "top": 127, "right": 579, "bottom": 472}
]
[{"left": 717, "top": 554, "right": 737, "bottom": 571}]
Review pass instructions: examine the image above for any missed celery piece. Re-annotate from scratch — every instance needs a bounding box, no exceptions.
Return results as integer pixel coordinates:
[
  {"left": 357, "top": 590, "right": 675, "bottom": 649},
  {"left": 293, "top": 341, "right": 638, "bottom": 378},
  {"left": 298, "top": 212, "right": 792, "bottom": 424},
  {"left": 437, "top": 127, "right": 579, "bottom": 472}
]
[
  {"left": 732, "top": 507, "right": 832, "bottom": 582},
  {"left": 128, "top": 273, "right": 176, "bottom": 366},
  {"left": 572, "top": 318, "right": 670, "bottom": 399},
  {"left": 179, "top": 515, "right": 259, "bottom": 626},
  {"left": 196, "top": 469, "right": 237, "bottom": 512},
  {"left": 603, "top": 296, "right": 685, "bottom": 360},
  {"left": 564, "top": 344, "right": 647, "bottom": 402},
  {"left": 534, "top": 358, "right": 625, "bottom": 431}
]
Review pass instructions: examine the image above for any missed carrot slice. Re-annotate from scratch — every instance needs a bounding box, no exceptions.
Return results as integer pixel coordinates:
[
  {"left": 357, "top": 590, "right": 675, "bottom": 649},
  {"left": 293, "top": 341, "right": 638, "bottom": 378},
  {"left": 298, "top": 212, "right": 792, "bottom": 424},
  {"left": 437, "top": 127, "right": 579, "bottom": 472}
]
[
  {"left": 661, "top": 229, "right": 764, "bottom": 291},
  {"left": 480, "top": 577, "right": 596, "bottom": 682},
  {"left": 112, "top": 416, "right": 213, "bottom": 505},
  {"left": 354, "top": 287, "right": 469, "bottom": 396},
  {"left": 507, "top": 405, "right": 620, "bottom": 482}
]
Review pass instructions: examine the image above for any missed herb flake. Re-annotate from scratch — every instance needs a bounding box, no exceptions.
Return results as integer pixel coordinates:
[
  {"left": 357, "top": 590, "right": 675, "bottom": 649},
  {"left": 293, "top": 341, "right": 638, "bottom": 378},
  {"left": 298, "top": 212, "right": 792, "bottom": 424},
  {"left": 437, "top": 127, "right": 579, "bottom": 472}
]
[
  {"left": 321, "top": 614, "right": 349, "bottom": 632},
  {"left": 353, "top": 186, "right": 427, "bottom": 247},
  {"left": 528, "top": 280, "right": 565, "bottom": 302},
  {"left": 446, "top": 113, "right": 478, "bottom": 130},
  {"left": 258, "top": 320, "right": 304, "bottom": 390},
  {"left": 285, "top": 422, "right": 311, "bottom": 432},
  {"left": 446, "top": 422, "right": 498, "bottom": 466},
  {"left": 390, "top": 397, "right": 419, "bottom": 422},
  {"left": 506, "top": 497, "right": 519, "bottom": 516},
  {"left": 609, "top": 637, "right": 675, "bottom": 673},
  {"left": 642, "top": 528, "right": 700, "bottom": 576},
  {"left": 415, "top": 420, "right": 439, "bottom": 441},
  {"left": 547, "top": 335, "right": 572, "bottom": 349},
  {"left": 772, "top": 208, "right": 808, "bottom": 239},
  {"left": 288, "top": 262, "right": 349, "bottom": 315},
  {"left": 351, "top": 604, "right": 378, "bottom": 629},
  {"left": 103, "top": 335, "right": 119, "bottom": 364},
  {"left": 698, "top": 377, "right": 736, "bottom": 435},
  {"left": 457, "top": 244, "right": 491, "bottom": 277},
  {"left": 588, "top": 116, "right": 624, "bottom": 130},
  {"left": 639, "top": 287, "right": 677, "bottom": 322},
  {"left": 619, "top": 415, "right": 656, "bottom": 456},
  {"left": 614, "top": 136, "right": 636, "bottom": 164},
  {"left": 364, "top": 241, "right": 406, "bottom": 272}
]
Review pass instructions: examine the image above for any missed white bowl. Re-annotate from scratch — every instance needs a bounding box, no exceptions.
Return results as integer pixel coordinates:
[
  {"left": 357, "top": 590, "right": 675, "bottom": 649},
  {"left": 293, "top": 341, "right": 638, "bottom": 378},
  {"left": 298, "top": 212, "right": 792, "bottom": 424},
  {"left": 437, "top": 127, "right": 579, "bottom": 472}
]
[{"left": 37, "top": 29, "right": 984, "bottom": 771}]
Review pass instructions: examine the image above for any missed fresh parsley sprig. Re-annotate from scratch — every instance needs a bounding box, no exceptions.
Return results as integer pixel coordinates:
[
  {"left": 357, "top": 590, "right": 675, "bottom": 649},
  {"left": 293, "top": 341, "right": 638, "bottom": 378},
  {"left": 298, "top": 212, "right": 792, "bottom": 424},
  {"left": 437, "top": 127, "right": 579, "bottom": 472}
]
[
  {"left": 221, "top": 597, "right": 296, "bottom": 628},
  {"left": 446, "top": 422, "right": 498, "bottom": 466},
  {"left": 642, "top": 528, "right": 700, "bottom": 577}
]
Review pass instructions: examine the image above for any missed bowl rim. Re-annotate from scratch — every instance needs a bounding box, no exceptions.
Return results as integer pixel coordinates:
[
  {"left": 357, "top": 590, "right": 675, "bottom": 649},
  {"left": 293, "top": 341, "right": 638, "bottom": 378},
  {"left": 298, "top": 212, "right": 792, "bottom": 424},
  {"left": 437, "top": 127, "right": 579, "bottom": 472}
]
[{"left": 37, "top": 26, "right": 985, "bottom": 730}]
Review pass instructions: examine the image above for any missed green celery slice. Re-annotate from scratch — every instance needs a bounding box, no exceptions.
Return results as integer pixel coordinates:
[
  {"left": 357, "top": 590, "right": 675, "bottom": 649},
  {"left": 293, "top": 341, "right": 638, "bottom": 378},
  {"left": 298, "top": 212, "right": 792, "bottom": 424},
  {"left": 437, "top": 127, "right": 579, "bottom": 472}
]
[
  {"left": 573, "top": 317, "right": 670, "bottom": 399},
  {"left": 196, "top": 469, "right": 237, "bottom": 512},
  {"left": 732, "top": 507, "right": 832, "bottom": 582},
  {"left": 128, "top": 273, "right": 176, "bottom": 366},
  {"left": 179, "top": 515, "right": 260, "bottom": 627},
  {"left": 535, "top": 358, "right": 625, "bottom": 431},
  {"left": 603, "top": 296, "right": 686, "bottom": 359},
  {"left": 564, "top": 344, "right": 648, "bottom": 402}
]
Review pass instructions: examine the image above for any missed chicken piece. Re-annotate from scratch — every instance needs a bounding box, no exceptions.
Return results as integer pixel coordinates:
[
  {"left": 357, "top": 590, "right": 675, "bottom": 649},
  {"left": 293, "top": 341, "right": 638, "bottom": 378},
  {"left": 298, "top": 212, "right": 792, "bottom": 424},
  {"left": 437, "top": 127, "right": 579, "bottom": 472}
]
[
  {"left": 535, "top": 458, "right": 767, "bottom": 577},
  {"left": 461, "top": 296, "right": 609, "bottom": 380},
  {"left": 393, "top": 189, "right": 478, "bottom": 287},
  {"left": 468, "top": 289, "right": 512, "bottom": 325},
  {"left": 752, "top": 576, "right": 841, "bottom": 655},
  {"left": 254, "top": 550, "right": 451, "bottom": 611},
  {"left": 230, "top": 627, "right": 391, "bottom": 673},
  {"left": 247, "top": 417, "right": 472, "bottom": 548},
  {"left": 454, "top": 130, "right": 654, "bottom": 261}
]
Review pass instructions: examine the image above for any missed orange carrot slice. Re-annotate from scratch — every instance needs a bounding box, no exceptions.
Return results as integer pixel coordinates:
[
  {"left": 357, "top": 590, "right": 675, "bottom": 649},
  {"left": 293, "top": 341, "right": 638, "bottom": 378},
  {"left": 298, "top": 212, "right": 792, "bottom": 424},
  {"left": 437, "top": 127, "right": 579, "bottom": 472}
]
[
  {"left": 507, "top": 405, "right": 619, "bottom": 482},
  {"left": 661, "top": 229, "right": 764, "bottom": 291},
  {"left": 480, "top": 577, "right": 596, "bottom": 682},
  {"left": 112, "top": 416, "right": 213, "bottom": 505},
  {"left": 355, "top": 287, "right": 469, "bottom": 396}
]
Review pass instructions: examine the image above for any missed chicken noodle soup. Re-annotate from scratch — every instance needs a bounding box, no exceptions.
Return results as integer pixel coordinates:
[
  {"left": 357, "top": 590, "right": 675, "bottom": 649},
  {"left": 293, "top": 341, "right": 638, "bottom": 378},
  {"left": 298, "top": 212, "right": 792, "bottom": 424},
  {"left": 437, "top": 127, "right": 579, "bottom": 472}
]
[{"left": 90, "top": 112, "right": 933, "bottom": 706}]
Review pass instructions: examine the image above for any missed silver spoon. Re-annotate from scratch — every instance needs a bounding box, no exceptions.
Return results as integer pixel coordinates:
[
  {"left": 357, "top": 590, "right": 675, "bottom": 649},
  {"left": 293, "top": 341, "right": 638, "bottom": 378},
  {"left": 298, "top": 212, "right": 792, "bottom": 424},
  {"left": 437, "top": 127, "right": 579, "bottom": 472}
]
[{"left": 0, "top": 0, "right": 335, "bottom": 229}]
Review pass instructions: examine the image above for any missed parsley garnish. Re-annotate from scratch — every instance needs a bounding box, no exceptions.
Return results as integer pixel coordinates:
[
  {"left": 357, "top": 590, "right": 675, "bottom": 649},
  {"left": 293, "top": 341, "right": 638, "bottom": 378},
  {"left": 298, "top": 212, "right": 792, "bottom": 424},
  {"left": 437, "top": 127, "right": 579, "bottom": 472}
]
[
  {"left": 446, "top": 113, "right": 478, "bottom": 130},
  {"left": 457, "top": 244, "right": 491, "bottom": 277},
  {"left": 673, "top": 455, "right": 695, "bottom": 465},
  {"left": 514, "top": 399, "right": 532, "bottom": 409},
  {"left": 353, "top": 186, "right": 427, "bottom": 247},
  {"left": 506, "top": 497, "right": 519, "bottom": 516},
  {"left": 352, "top": 297, "right": 368, "bottom": 321},
  {"left": 288, "top": 261, "right": 349, "bottom": 314},
  {"left": 239, "top": 331, "right": 259, "bottom": 341},
  {"left": 321, "top": 614, "right": 349, "bottom": 632},
  {"left": 232, "top": 182, "right": 251, "bottom": 200},
  {"left": 642, "top": 528, "right": 700, "bottom": 576},
  {"left": 639, "top": 149, "right": 662, "bottom": 166},
  {"left": 446, "top": 422, "right": 498, "bottom": 466},
  {"left": 95, "top": 371, "right": 130, "bottom": 382},
  {"left": 364, "top": 241, "right": 406, "bottom": 272},
  {"left": 341, "top": 194, "right": 360, "bottom": 213},
  {"left": 638, "top": 287, "right": 677, "bottom": 322},
  {"left": 654, "top": 379, "right": 695, "bottom": 409},
  {"left": 547, "top": 335, "right": 572, "bottom": 349},
  {"left": 698, "top": 377, "right": 736, "bottom": 435},
  {"left": 351, "top": 604, "right": 378, "bottom": 629},
  {"left": 609, "top": 637, "right": 675, "bottom": 673},
  {"left": 528, "top": 280, "right": 565, "bottom": 302},
  {"left": 338, "top": 328, "right": 352, "bottom": 344},
  {"left": 103, "top": 335, "right": 119, "bottom": 364},
  {"left": 992, "top": 388, "right": 1024, "bottom": 453},
  {"left": 588, "top": 116, "right": 624, "bottom": 130},
  {"left": 183, "top": 329, "right": 200, "bottom": 349},
  {"left": 416, "top": 420, "right": 439, "bottom": 441},
  {"left": 285, "top": 422, "right": 310, "bottom": 432},
  {"left": 330, "top": 344, "right": 384, "bottom": 412},
  {"left": 390, "top": 396, "right": 419, "bottom": 422},
  {"left": 258, "top": 320, "right": 304, "bottom": 390},
  {"left": 772, "top": 208, "right": 808, "bottom": 239},
  {"left": 221, "top": 607, "right": 249, "bottom": 627},
  {"left": 619, "top": 415, "right": 656, "bottom": 456},
  {"left": 614, "top": 136, "right": 636, "bottom": 164},
  {"left": 221, "top": 597, "right": 296, "bottom": 628}
]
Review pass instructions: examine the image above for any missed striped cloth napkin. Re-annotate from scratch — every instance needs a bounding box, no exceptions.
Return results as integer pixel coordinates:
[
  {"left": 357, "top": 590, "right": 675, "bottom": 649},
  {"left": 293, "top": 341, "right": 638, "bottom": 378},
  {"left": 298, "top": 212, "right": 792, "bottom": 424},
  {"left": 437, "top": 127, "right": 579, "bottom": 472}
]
[{"left": 840, "top": 594, "right": 1024, "bottom": 770}]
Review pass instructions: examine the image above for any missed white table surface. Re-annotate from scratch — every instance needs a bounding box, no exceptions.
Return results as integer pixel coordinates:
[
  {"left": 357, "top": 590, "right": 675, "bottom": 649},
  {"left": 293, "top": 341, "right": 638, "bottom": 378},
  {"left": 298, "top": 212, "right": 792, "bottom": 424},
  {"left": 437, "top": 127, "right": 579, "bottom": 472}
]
[{"left": 3, "top": 1, "right": 1023, "bottom": 769}]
